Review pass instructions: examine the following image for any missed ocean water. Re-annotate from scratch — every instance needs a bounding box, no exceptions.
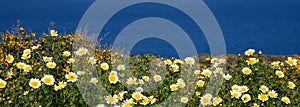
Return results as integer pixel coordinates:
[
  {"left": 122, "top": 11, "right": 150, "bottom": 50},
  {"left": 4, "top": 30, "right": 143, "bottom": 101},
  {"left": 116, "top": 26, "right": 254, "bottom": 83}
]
[{"left": 0, "top": 0, "right": 300, "bottom": 58}]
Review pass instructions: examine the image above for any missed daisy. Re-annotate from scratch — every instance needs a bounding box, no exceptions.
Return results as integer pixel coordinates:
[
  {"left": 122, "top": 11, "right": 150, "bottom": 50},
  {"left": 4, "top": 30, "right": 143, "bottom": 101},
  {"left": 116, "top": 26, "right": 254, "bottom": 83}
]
[
  {"left": 200, "top": 94, "right": 212, "bottom": 106},
  {"left": 170, "top": 64, "right": 179, "bottom": 72},
  {"left": 170, "top": 84, "right": 178, "bottom": 91},
  {"left": 153, "top": 75, "right": 162, "bottom": 82},
  {"left": 106, "top": 95, "right": 119, "bottom": 105},
  {"left": 259, "top": 85, "right": 269, "bottom": 93},
  {"left": 50, "top": 29, "right": 58, "bottom": 36},
  {"left": 41, "top": 75, "right": 55, "bottom": 85},
  {"left": 122, "top": 100, "right": 132, "bottom": 107},
  {"left": 258, "top": 93, "right": 269, "bottom": 102},
  {"left": 117, "top": 65, "right": 126, "bottom": 71},
  {"left": 246, "top": 58, "right": 259, "bottom": 65},
  {"left": 46, "top": 62, "right": 56, "bottom": 69},
  {"left": 5, "top": 54, "right": 14, "bottom": 63},
  {"left": 281, "top": 97, "right": 290, "bottom": 104},
  {"left": 194, "top": 70, "right": 201, "bottom": 75},
  {"left": 148, "top": 96, "right": 157, "bottom": 104},
  {"left": 138, "top": 79, "right": 144, "bottom": 85},
  {"left": 197, "top": 80, "right": 205, "bottom": 87},
  {"left": 286, "top": 57, "right": 297, "bottom": 66},
  {"left": 164, "top": 59, "right": 172, "bottom": 65},
  {"left": 231, "top": 85, "right": 241, "bottom": 92},
  {"left": 180, "top": 97, "right": 189, "bottom": 103},
  {"left": 108, "top": 75, "right": 118, "bottom": 84},
  {"left": 271, "top": 61, "right": 280, "bottom": 69},
  {"left": 88, "top": 57, "right": 97, "bottom": 65},
  {"left": 275, "top": 70, "right": 284, "bottom": 78},
  {"left": 230, "top": 90, "right": 241, "bottom": 99},
  {"left": 77, "top": 71, "right": 85, "bottom": 76},
  {"left": 63, "top": 51, "right": 71, "bottom": 57},
  {"left": 244, "top": 49, "right": 255, "bottom": 56},
  {"left": 253, "top": 103, "right": 260, "bottom": 107},
  {"left": 101, "top": 62, "right": 109, "bottom": 70},
  {"left": 142, "top": 76, "right": 150, "bottom": 82},
  {"left": 23, "top": 49, "right": 31, "bottom": 55},
  {"left": 184, "top": 57, "right": 195, "bottom": 65},
  {"left": 43, "top": 57, "right": 53, "bottom": 62},
  {"left": 210, "top": 58, "right": 218, "bottom": 64},
  {"left": 126, "top": 77, "right": 137, "bottom": 85},
  {"left": 223, "top": 74, "right": 232, "bottom": 80},
  {"left": 67, "top": 58, "right": 75, "bottom": 64},
  {"left": 212, "top": 97, "right": 222, "bottom": 106},
  {"left": 268, "top": 90, "right": 278, "bottom": 98},
  {"left": 241, "top": 94, "right": 251, "bottom": 103},
  {"left": 240, "top": 85, "right": 249, "bottom": 93},
  {"left": 23, "top": 65, "right": 32, "bottom": 72},
  {"left": 65, "top": 72, "right": 78, "bottom": 82},
  {"left": 16, "top": 62, "right": 26, "bottom": 69},
  {"left": 202, "top": 69, "right": 212, "bottom": 77},
  {"left": 29, "top": 78, "right": 41, "bottom": 89},
  {"left": 132, "top": 92, "right": 143, "bottom": 100},
  {"left": 288, "top": 81, "right": 296, "bottom": 89},
  {"left": 174, "top": 59, "right": 183, "bottom": 64},
  {"left": 177, "top": 81, "right": 186, "bottom": 88},
  {"left": 58, "top": 81, "right": 67, "bottom": 89},
  {"left": 0, "top": 79, "right": 7, "bottom": 88},
  {"left": 21, "top": 54, "right": 31, "bottom": 60},
  {"left": 242, "top": 67, "right": 252, "bottom": 75},
  {"left": 90, "top": 77, "right": 98, "bottom": 84},
  {"left": 140, "top": 96, "right": 149, "bottom": 105},
  {"left": 75, "top": 47, "right": 88, "bottom": 56}
]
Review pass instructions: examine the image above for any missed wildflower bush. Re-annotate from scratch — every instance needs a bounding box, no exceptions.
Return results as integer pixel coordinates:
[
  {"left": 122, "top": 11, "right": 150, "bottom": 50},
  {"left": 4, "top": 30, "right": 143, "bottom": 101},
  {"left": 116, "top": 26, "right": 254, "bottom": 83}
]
[{"left": 0, "top": 28, "right": 299, "bottom": 107}]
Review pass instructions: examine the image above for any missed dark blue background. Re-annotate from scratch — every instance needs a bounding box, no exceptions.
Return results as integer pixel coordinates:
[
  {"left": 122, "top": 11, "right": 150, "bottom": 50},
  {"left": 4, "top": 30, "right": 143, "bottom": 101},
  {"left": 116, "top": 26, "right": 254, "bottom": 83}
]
[{"left": 0, "top": 0, "right": 300, "bottom": 57}]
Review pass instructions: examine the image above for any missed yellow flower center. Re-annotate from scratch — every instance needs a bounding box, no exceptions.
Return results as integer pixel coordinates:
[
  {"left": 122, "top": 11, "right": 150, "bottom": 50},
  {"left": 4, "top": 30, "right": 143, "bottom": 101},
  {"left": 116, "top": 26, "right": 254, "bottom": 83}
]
[
  {"left": 0, "top": 82, "right": 5, "bottom": 88},
  {"left": 31, "top": 81, "right": 39, "bottom": 87}
]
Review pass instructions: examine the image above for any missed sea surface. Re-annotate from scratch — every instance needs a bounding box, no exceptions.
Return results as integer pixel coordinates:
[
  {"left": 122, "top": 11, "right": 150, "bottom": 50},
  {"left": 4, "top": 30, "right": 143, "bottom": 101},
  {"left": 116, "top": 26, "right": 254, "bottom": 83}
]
[{"left": 1, "top": 0, "right": 300, "bottom": 58}]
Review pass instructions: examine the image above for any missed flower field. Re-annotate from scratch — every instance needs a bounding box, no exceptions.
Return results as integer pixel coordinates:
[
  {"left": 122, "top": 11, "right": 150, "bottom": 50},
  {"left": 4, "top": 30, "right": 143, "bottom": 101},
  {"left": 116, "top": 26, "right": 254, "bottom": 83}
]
[{"left": 0, "top": 28, "right": 299, "bottom": 107}]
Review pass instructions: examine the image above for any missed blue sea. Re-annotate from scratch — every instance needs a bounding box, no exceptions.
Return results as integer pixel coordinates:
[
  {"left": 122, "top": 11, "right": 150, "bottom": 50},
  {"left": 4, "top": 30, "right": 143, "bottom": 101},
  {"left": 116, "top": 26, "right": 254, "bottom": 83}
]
[{"left": 1, "top": 0, "right": 300, "bottom": 58}]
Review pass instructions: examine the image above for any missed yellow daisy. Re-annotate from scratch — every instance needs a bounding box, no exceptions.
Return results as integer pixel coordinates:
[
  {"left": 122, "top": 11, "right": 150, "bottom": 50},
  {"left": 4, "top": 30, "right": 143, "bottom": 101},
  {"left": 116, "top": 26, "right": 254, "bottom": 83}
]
[
  {"left": 122, "top": 99, "right": 132, "bottom": 107},
  {"left": 5, "top": 54, "right": 14, "bottom": 63},
  {"left": 23, "top": 49, "right": 31, "bottom": 55},
  {"left": 21, "top": 54, "right": 31, "bottom": 60},
  {"left": 75, "top": 47, "right": 88, "bottom": 56},
  {"left": 268, "top": 90, "right": 278, "bottom": 98},
  {"left": 148, "top": 96, "right": 156, "bottom": 104},
  {"left": 241, "top": 94, "right": 251, "bottom": 103},
  {"left": 275, "top": 70, "right": 284, "bottom": 78},
  {"left": 58, "top": 81, "right": 67, "bottom": 89},
  {"left": 142, "top": 76, "right": 150, "bottom": 82},
  {"left": 88, "top": 57, "right": 97, "bottom": 65},
  {"left": 43, "top": 56, "right": 53, "bottom": 62},
  {"left": 244, "top": 49, "right": 255, "bottom": 56},
  {"left": 41, "top": 75, "right": 55, "bottom": 85},
  {"left": 108, "top": 75, "right": 118, "bottom": 84},
  {"left": 222, "top": 74, "right": 232, "bottom": 80},
  {"left": 281, "top": 97, "right": 290, "bottom": 104},
  {"left": 126, "top": 77, "right": 137, "bottom": 85},
  {"left": 139, "top": 96, "right": 149, "bottom": 105},
  {"left": 197, "top": 80, "right": 205, "bottom": 87},
  {"left": 271, "top": 61, "right": 280, "bottom": 69},
  {"left": 246, "top": 58, "right": 259, "bottom": 65},
  {"left": 63, "top": 51, "right": 71, "bottom": 57},
  {"left": 170, "top": 84, "right": 178, "bottom": 91},
  {"left": 242, "top": 67, "right": 252, "bottom": 75},
  {"left": 67, "top": 58, "right": 75, "bottom": 64},
  {"left": 180, "top": 97, "right": 189, "bottom": 103},
  {"left": 184, "top": 57, "right": 195, "bottom": 65},
  {"left": 200, "top": 94, "right": 212, "bottom": 105},
  {"left": 29, "top": 78, "right": 41, "bottom": 89},
  {"left": 253, "top": 103, "right": 260, "bottom": 107},
  {"left": 100, "top": 62, "right": 109, "bottom": 70},
  {"left": 202, "top": 69, "right": 212, "bottom": 77},
  {"left": 153, "top": 75, "right": 162, "bottom": 82},
  {"left": 16, "top": 62, "right": 26, "bottom": 69},
  {"left": 230, "top": 90, "right": 241, "bottom": 99},
  {"left": 170, "top": 64, "right": 179, "bottom": 72},
  {"left": 174, "top": 59, "right": 183, "bottom": 64},
  {"left": 117, "top": 65, "right": 126, "bottom": 71},
  {"left": 240, "top": 85, "right": 249, "bottom": 93},
  {"left": 0, "top": 79, "right": 7, "bottom": 88},
  {"left": 65, "top": 72, "right": 78, "bottom": 82},
  {"left": 288, "top": 81, "right": 296, "bottom": 89},
  {"left": 259, "top": 85, "right": 269, "bottom": 93},
  {"left": 23, "top": 65, "right": 32, "bottom": 72},
  {"left": 90, "top": 77, "right": 98, "bottom": 84},
  {"left": 132, "top": 92, "right": 143, "bottom": 100},
  {"left": 50, "top": 29, "right": 58, "bottom": 36},
  {"left": 286, "top": 57, "right": 297, "bottom": 66},
  {"left": 258, "top": 93, "right": 269, "bottom": 102},
  {"left": 164, "top": 59, "right": 172, "bottom": 65},
  {"left": 105, "top": 95, "right": 119, "bottom": 105},
  {"left": 232, "top": 85, "right": 241, "bottom": 92},
  {"left": 46, "top": 62, "right": 56, "bottom": 69}
]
